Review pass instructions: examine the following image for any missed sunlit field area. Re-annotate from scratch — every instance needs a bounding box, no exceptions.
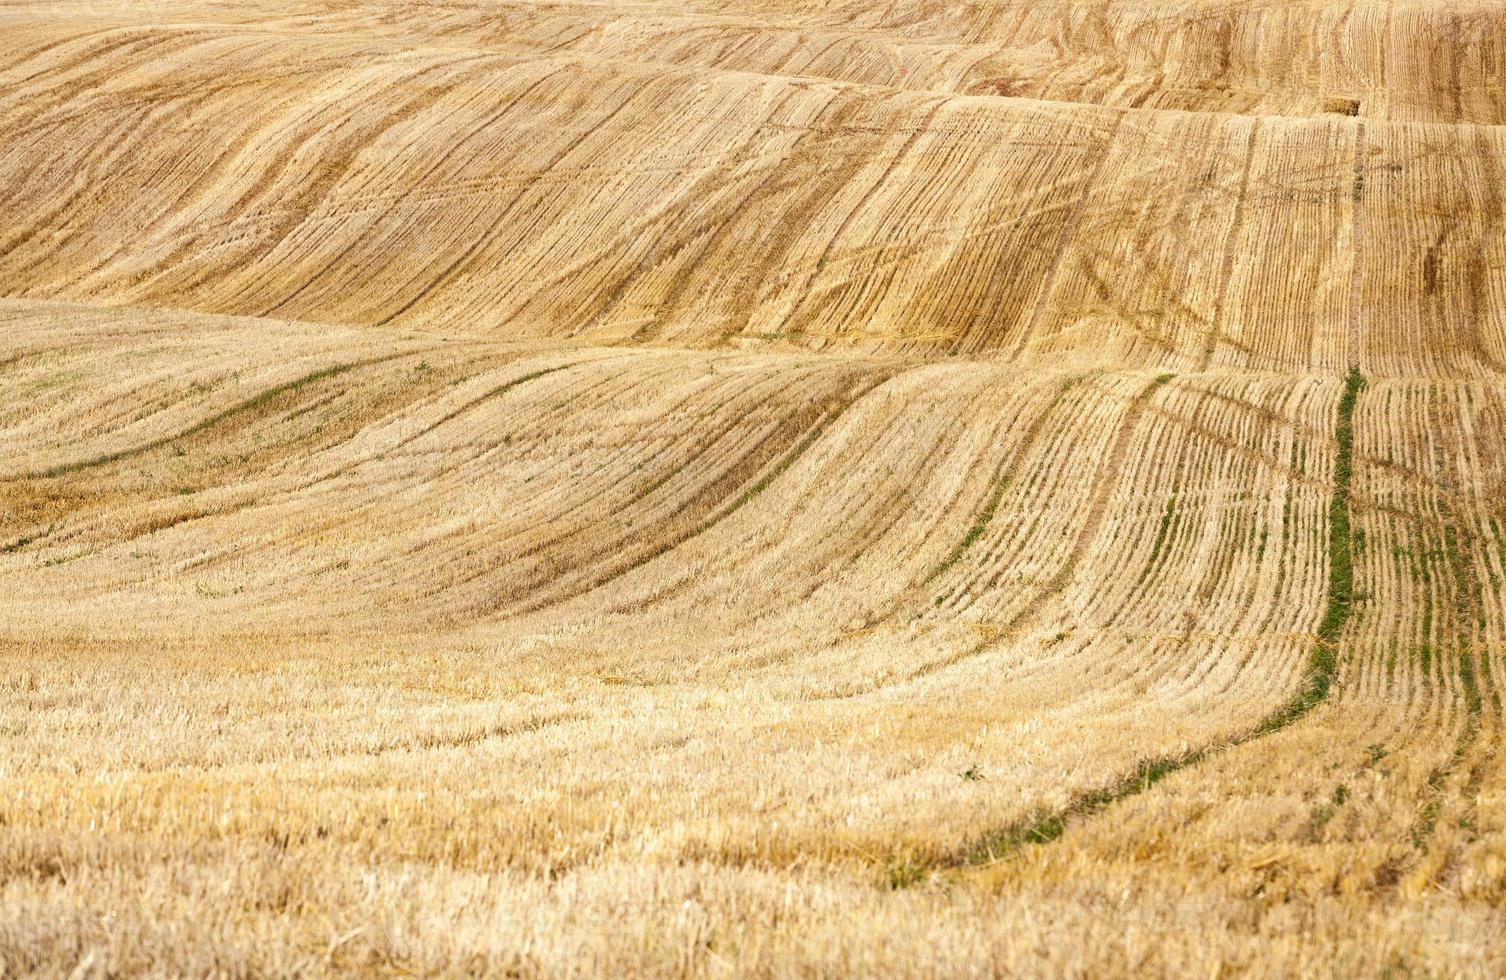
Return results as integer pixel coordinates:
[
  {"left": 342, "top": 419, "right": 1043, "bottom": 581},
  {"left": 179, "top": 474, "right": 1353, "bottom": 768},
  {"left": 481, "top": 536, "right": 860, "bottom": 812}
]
[{"left": 2, "top": 0, "right": 1505, "bottom": 975}]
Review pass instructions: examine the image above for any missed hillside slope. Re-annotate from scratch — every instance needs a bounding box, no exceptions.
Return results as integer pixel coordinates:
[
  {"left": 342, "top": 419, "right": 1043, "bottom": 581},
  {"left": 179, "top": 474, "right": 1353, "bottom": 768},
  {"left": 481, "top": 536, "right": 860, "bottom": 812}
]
[{"left": 1, "top": 2, "right": 1504, "bottom": 976}]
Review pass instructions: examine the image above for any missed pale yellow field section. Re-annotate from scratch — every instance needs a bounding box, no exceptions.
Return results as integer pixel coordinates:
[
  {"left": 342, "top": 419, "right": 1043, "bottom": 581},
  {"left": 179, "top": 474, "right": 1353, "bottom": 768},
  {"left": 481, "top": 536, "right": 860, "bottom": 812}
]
[{"left": 1, "top": 0, "right": 1505, "bottom": 975}]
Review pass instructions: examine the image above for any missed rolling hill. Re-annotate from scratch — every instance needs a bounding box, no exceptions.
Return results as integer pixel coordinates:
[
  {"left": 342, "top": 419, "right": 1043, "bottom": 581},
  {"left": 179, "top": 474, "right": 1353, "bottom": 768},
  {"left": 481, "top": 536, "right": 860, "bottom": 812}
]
[{"left": 2, "top": 1, "right": 1504, "bottom": 975}]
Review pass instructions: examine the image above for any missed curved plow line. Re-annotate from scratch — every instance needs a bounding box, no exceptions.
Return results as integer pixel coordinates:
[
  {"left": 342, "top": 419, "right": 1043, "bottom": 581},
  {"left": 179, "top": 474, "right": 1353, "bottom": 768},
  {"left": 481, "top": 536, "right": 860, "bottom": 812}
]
[
  {"left": 95, "top": 359, "right": 587, "bottom": 564},
  {"left": 1401, "top": 449, "right": 1489, "bottom": 889},
  {"left": 424, "top": 370, "right": 815, "bottom": 609},
  {"left": 912, "top": 368, "right": 1367, "bottom": 876},
  {"left": 489, "top": 371, "right": 891, "bottom": 618},
  {"left": 13, "top": 349, "right": 424, "bottom": 482},
  {"left": 920, "top": 373, "right": 1090, "bottom": 592},
  {"left": 810, "top": 373, "right": 1155, "bottom": 704},
  {"left": 858, "top": 372, "right": 1169, "bottom": 698}
]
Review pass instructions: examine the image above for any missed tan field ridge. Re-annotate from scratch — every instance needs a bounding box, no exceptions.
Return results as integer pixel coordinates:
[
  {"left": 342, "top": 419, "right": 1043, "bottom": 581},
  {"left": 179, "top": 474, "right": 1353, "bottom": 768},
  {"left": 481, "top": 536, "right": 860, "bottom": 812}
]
[{"left": 1, "top": 1, "right": 1504, "bottom": 975}]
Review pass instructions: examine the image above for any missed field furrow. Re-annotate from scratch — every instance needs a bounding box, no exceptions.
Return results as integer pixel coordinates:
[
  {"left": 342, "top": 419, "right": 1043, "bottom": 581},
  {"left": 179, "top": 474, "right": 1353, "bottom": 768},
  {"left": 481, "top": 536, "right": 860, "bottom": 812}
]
[{"left": 3, "top": 0, "right": 1506, "bottom": 975}]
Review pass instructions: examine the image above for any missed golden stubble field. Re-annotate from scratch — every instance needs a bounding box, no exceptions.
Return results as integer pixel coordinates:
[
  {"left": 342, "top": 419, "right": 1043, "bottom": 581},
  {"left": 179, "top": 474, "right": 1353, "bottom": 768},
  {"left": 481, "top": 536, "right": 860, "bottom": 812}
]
[{"left": 2, "top": 0, "right": 1505, "bottom": 975}]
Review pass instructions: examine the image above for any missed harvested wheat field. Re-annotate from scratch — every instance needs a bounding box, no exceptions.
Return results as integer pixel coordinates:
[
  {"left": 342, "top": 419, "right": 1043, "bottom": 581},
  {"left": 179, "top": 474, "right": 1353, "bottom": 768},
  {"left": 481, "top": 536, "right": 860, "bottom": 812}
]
[{"left": 3, "top": 0, "right": 1506, "bottom": 975}]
